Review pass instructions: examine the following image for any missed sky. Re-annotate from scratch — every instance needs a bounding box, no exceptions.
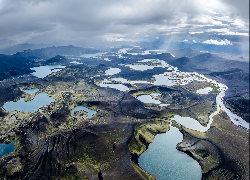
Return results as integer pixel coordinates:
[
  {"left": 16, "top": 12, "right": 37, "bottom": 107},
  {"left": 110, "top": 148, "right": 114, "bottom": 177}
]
[{"left": 0, "top": 0, "right": 249, "bottom": 54}]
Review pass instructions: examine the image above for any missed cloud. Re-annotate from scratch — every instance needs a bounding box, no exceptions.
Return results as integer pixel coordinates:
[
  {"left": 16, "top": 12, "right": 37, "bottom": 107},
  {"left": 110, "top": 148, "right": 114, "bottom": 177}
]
[
  {"left": 219, "top": 32, "right": 249, "bottom": 36},
  {"left": 202, "top": 39, "right": 233, "bottom": 45},
  {"left": 0, "top": 0, "right": 248, "bottom": 48},
  {"left": 218, "top": 0, "right": 249, "bottom": 20},
  {"left": 189, "top": 31, "right": 204, "bottom": 34},
  {"left": 190, "top": 15, "right": 224, "bottom": 26}
]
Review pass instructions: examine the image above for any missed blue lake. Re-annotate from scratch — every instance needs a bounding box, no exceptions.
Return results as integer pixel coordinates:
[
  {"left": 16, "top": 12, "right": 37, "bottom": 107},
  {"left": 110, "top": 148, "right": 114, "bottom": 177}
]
[
  {"left": 105, "top": 68, "right": 121, "bottom": 75},
  {"left": 172, "top": 115, "right": 210, "bottom": 132},
  {"left": 71, "top": 106, "right": 97, "bottom": 118},
  {"left": 0, "top": 140, "right": 15, "bottom": 158},
  {"left": 138, "top": 124, "right": 202, "bottom": 180},
  {"left": 24, "top": 88, "right": 39, "bottom": 94},
  {"left": 30, "top": 65, "right": 66, "bottom": 78},
  {"left": 80, "top": 53, "right": 104, "bottom": 58},
  {"left": 3, "top": 93, "right": 54, "bottom": 113}
]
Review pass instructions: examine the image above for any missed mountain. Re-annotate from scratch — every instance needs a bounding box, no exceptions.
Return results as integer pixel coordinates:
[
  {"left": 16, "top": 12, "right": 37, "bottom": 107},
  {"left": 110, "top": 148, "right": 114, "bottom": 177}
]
[
  {"left": 0, "top": 54, "right": 36, "bottom": 81},
  {"left": 0, "top": 43, "right": 48, "bottom": 55},
  {"left": 13, "top": 45, "right": 100, "bottom": 59},
  {"left": 45, "top": 55, "right": 69, "bottom": 65},
  {"left": 167, "top": 48, "right": 202, "bottom": 58}
]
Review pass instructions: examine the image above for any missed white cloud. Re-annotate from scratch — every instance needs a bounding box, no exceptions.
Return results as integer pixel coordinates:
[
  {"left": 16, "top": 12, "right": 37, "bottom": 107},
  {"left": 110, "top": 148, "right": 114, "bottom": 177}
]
[
  {"left": 189, "top": 31, "right": 204, "bottom": 34},
  {"left": 231, "top": 19, "right": 245, "bottom": 27},
  {"left": 205, "top": 28, "right": 249, "bottom": 36},
  {"left": 191, "top": 15, "right": 224, "bottom": 26},
  {"left": 103, "top": 34, "right": 136, "bottom": 42},
  {"left": 0, "top": 0, "right": 248, "bottom": 48},
  {"left": 202, "top": 39, "right": 233, "bottom": 45},
  {"left": 206, "top": 28, "right": 229, "bottom": 33},
  {"left": 219, "top": 32, "right": 249, "bottom": 36}
]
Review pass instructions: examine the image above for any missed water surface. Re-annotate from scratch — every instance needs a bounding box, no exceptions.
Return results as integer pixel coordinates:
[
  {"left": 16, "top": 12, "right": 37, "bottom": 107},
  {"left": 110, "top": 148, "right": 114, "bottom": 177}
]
[
  {"left": 70, "top": 61, "right": 83, "bottom": 64},
  {"left": 172, "top": 115, "right": 210, "bottom": 132},
  {"left": 137, "top": 95, "right": 161, "bottom": 104},
  {"left": 99, "top": 82, "right": 129, "bottom": 91},
  {"left": 80, "top": 53, "right": 104, "bottom": 58},
  {"left": 97, "top": 59, "right": 249, "bottom": 129},
  {"left": 0, "top": 140, "right": 15, "bottom": 158},
  {"left": 3, "top": 93, "right": 54, "bottom": 113},
  {"left": 31, "top": 65, "right": 66, "bottom": 78},
  {"left": 139, "top": 125, "right": 202, "bottom": 180},
  {"left": 153, "top": 74, "right": 177, "bottom": 86},
  {"left": 196, "top": 87, "right": 213, "bottom": 94},
  {"left": 105, "top": 68, "right": 121, "bottom": 75},
  {"left": 71, "top": 106, "right": 97, "bottom": 118},
  {"left": 24, "top": 88, "right": 39, "bottom": 94}
]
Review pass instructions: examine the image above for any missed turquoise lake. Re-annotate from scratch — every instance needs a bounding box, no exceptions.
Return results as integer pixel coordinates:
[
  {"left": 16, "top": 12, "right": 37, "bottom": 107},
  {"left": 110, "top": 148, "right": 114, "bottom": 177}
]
[
  {"left": 3, "top": 93, "right": 54, "bottom": 113},
  {"left": 138, "top": 124, "right": 202, "bottom": 180},
  {"left": 71, "top": 106, "right": 97, "bottom": 118},
  {"left": 0, "top": 140, "right": 15, "bottom": 158}
]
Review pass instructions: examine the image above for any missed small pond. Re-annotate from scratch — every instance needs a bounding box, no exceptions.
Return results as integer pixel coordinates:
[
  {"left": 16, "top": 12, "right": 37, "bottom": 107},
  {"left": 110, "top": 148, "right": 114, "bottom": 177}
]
[
  {"left": 99, "top": 83, "right": 129, "bottom": 91},
  {"left": 104, "top": 58, "right": 111, "bottom": 61},
  {"left": 3, "top": 93, "right": 54, "bottom": 113},
  {"left": 172, "top": 115, "right": 210, "bottom": 132},
  {"left": 71, "top": 106, "right": 97, "bottom": 118},
  {"left": 24, "top": 88, "right": 39, "bottom": 94},
  {"left": 99, "top": 79, "right": 129, "bottom": 91},
  {"left": 153, "top": 74, "right": 177, "bottom": 86},
  {"left": 196, "top": 87, "right": 213, "bottom": 94},
  {"left": 80, "top": 53, "right": 104, "bottom": 58},
  {"left": 136, "top": 94, "right": 169, "bottom": 107},
  {"left": 70, "top": 61, "right": 83, "bottom": 64},
  {"left": 0, "top": 140, "right": 15, "bottom": 158},
  {"left": 137, "top": 95, "right": 161, "bottom": 104},
  {"left": 105, "top": 68, "right": 121, "bottom": 75}
]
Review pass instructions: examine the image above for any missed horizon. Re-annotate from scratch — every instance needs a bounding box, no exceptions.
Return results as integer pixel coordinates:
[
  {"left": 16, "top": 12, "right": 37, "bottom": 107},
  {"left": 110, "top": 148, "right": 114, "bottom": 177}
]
[{"left": 0, "top": 0, "right": 249, "bottom": 57}]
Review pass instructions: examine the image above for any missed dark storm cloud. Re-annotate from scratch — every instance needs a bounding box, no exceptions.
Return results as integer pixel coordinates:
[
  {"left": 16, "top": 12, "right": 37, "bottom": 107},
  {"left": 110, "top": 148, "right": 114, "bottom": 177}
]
[{"left": 0, "top": 0, "right": 248, "bottom": 47}]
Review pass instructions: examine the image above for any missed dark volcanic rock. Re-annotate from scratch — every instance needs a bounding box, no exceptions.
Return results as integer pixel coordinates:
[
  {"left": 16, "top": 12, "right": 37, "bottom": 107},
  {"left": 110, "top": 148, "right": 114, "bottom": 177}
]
[
  {"left": 50, "top": 106, "right": 70, "bottom": 123},
  {"left": 1, "top": 126, "right": 100, "bottom": 180},
  {"left": 0, "top": 54, "right": 37, "bottom": 81},
  {"left": 120, "top": 93, "right": 160, "bottom": 118},
  {"left": 0, "top": 107, "right": 7, "bottom": 117},
  {"left": 0, "top": 86, "right": 23, "bottom": 106}
]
